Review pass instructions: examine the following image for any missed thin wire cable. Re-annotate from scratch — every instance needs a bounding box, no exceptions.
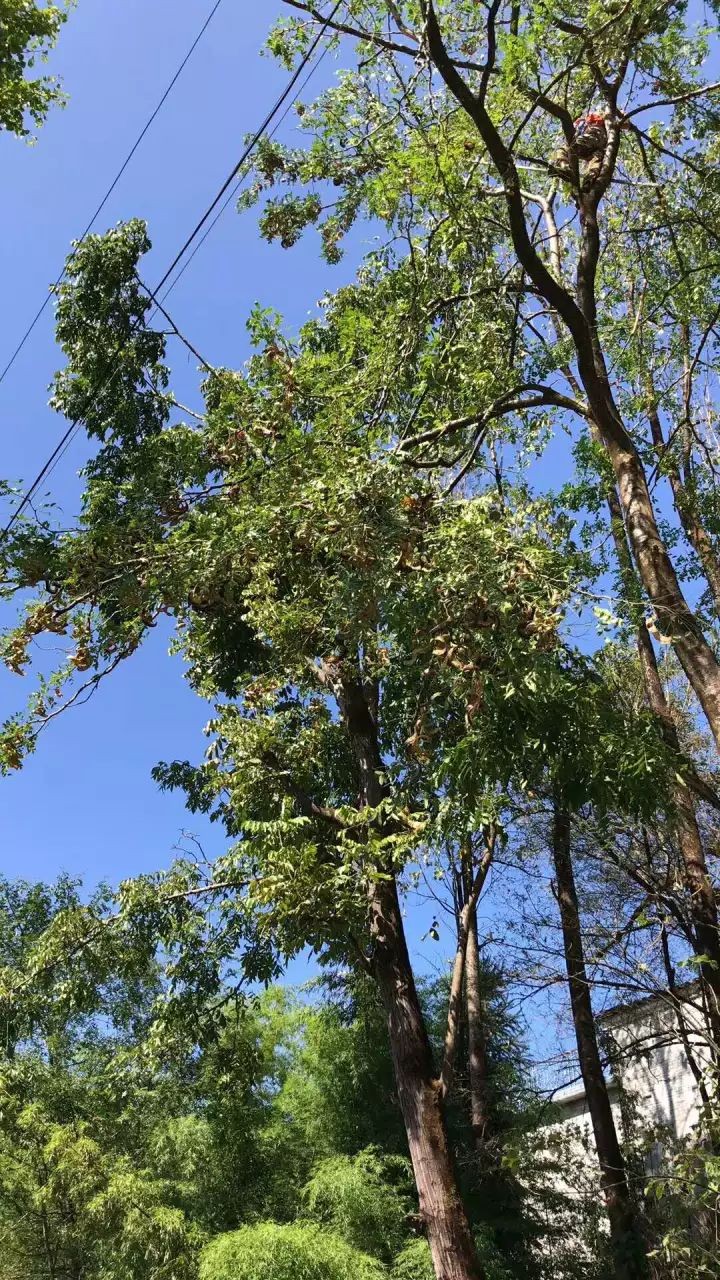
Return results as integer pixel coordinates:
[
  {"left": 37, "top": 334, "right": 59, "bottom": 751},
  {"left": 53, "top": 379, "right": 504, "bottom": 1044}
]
[
  {"left": 158, "top": 48, "right": 329, "bottom": 306},
  {"left": 0, "top": 0, "right": 226, "bottom": 391},
  {"left": 1, "top": 3, "right": 340, "bottom": 538},
  {"left": 54, "top": 36, "right": 334, "bottom": 491},
  {"left": 152, "top": 0, "right": 341, "bottom": 299}
]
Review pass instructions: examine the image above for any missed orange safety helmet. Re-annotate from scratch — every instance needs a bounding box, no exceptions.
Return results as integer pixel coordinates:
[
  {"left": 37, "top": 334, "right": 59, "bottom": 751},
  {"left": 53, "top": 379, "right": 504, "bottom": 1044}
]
[{"left": 575, "top": 112, "right": 605, "bottom": 127}]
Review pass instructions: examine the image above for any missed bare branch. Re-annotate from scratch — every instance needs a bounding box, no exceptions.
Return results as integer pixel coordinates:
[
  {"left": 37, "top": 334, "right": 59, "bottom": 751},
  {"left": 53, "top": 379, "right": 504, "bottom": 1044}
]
[{"left": 625, "top": 81, "right": 720, "bottom": 120}]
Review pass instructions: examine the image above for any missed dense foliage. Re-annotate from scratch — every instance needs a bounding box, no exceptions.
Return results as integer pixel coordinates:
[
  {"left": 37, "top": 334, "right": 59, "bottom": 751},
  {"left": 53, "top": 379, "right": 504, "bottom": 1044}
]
[{"left": 0, "top": 880, "right": 548, "bottom": 1279}]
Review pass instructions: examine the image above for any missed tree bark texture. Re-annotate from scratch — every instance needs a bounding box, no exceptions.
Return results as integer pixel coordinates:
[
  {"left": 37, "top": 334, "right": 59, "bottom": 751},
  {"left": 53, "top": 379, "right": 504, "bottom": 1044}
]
[
  {"left": 465, "top": 905, "right": 491, "bottom": 1152},
  {"left": 371, "top": 875, "right": 486, "bottom": 1280}
]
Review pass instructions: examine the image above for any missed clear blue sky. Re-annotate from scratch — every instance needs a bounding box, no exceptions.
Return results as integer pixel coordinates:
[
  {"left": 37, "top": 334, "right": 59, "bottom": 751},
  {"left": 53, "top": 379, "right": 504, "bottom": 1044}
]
[{"left": 0, "top": 0, "right": 365, "bottom": 890}]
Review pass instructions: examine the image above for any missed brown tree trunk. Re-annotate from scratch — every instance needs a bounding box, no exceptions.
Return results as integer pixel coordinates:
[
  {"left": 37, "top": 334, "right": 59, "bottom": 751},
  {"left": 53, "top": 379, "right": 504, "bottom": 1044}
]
[
  {"left": 636, "top": 627, "right": 720, "bottom": 1047},
  {"left": 575, "top": 290, "right": 720, "bottom": 751},
  {"left": 660, "top": 923, "right": 712, "bottom": 1110},
  {"left": 645, "top": 393, "right": 720, "bottom": 619},
  {"left": 603, "top": 483, "right": 720, "bottom": 1045},
  {"left": 336, "top": 669, "right": 484, "bottom": 1280},
  {"left": 552, "top": 805, "right": 648, "bottom": 1280},
  {"left": 441, "top": 837, "right": 494, "bottom": 1099},
  {"left": 371, "top": 876, "right": 485, "bottom": 1280},
  {"left": 465, "top": 905, "right": 491, "bottom": 1152}
]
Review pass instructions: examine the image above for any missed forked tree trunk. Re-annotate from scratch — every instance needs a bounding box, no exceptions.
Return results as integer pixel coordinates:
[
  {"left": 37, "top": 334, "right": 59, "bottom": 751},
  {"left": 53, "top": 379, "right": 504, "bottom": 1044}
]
[{"left": 552, "top": 805, "right": 648, "bottom": 1280}]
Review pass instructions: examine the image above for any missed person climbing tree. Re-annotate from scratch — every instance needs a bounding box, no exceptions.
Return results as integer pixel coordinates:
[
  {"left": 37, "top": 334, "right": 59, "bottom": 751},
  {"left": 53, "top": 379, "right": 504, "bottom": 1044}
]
[{"left": 552, "top": 112, "right": 608, "bottom": 187}]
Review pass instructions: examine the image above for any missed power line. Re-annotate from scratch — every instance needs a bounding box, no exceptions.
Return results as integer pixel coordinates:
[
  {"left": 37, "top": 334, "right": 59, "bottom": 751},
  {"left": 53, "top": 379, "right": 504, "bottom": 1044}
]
[
  {"left": 152, "top": 1, "right": 341, "bottom": 299},
  {"left": 2, "top": 3, "right": 340, "bottom": 538},
  {"left": 0, "top": 0, "right": 225, "bottom": 391},
  {"left": 157, "top": 46, "right": 331, "bottom": 305},
  {"left": 140, "top": 45, "right": 331, "bottom": 354},
  {"left": 140, "top": 36, "right": 333, "bottom": 349}
]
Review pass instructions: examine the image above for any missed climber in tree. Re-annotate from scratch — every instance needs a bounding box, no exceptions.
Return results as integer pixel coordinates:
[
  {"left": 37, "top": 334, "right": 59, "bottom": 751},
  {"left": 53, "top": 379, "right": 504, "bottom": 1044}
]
[
  {"left": 573, "top": 111, "right": 607, "bottom": 156},
  {"left": 552, "top": 111, "right": 608, "bottom": 188}
]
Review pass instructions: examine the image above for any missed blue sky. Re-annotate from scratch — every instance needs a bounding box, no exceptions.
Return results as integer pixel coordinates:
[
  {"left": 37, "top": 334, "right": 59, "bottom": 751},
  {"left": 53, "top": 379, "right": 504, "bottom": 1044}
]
[{"left": 0, "top": 0, "right": 361, "bottom": 892}]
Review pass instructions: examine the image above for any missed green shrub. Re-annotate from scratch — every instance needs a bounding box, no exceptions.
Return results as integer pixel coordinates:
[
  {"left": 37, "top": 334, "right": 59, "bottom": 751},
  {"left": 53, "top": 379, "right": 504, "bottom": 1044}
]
[
  {"left": 391, "top": 1234, "right": 513, "bottom": 1280},
  {"left": 200, "top": 1222, "right": 386, "bottom": 1280},
  {"left": 391, "top": 1240, "right": 435, "bottom": 1280},
  {"left": 304, "top": 1150, "right": 409, "bottom": 1260}
]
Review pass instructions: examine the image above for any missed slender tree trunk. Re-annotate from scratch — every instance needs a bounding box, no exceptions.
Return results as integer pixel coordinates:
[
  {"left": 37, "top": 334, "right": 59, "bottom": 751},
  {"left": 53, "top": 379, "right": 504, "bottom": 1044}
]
[
  {"left": 603, "top": 483, "right": 720, "bottom": 1045},
  {"left": 336, "top": 669, "right": 484, "bottom": 1280},
  {"left": 645, "top": 392, "right": 720, "bottom": 619},
  {"left": 441, "top": 837, "right": 494, "bottom": 1098},
  {"left": 552, "top": 805, "right": 648, "bottom": 1280},
  {"left": 465, "top": 906, "right": 491, "bottom": 1152},
  {"left": 660, "top": 923, "right": 712, "bottom": 1110},
  {"left": 371, "top": 875, "right": 485, "bottom": 1280},
  {"left": 576, "top": 307, "right": 720, "bottom": 751}
]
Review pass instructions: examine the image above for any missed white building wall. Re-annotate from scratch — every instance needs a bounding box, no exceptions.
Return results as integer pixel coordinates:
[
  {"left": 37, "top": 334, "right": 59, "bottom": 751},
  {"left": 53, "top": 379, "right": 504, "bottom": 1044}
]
[
  {"left": 601, "top": 992, "right": 709, "bottom": 1140},
  {"left": 534, "top": 991, "right": 710, "bottom": 1208}
]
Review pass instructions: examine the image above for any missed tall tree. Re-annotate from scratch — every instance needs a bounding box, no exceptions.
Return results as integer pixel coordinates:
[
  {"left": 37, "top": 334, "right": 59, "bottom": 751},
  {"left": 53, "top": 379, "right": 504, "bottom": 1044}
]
[
  {"left": 252, "top": 1, "right": 720, "bottom": 746},
  {"left": 2, "top": 4, "right": 719, "bottom": 1273},
  {"left": 0, "top": 217, "right": 684, "bottom": 1277}
]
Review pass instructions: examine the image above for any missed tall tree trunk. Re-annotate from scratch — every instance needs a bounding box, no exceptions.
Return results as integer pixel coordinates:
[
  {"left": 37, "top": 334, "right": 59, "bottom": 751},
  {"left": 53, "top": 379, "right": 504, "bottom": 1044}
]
[
  {"left": 552, "top": 805, "right": 648, "bottom": 1280},
  {"left": 636, "top": 626, "right": 720, "bottom": 1048},
  {"left": 571, "top": 236, "right": 720, "bottom": 750},
  {"left": 660, "top": 923, "right": 712, "bottom": 1111},
  {"left": 645, "top": 390, "right": 720, "bottom": 619},
  {"left": 371, "top": 875, "right": 485, "bottom": 1280},
  {"left": 465, "top": 905, "right": 491, "bottom": 1152},
  {"left": 336, "top": 669, "right": 484, "bottom": 1280},
  {"left": 425, "top": 11, "right": 720, "bottom": 751},
  {"left": 441, "top": 837, "right": 494, "bottom": 1099},
  {"left": 604, "top": 483, "right": 720, "bottom": 1045}
]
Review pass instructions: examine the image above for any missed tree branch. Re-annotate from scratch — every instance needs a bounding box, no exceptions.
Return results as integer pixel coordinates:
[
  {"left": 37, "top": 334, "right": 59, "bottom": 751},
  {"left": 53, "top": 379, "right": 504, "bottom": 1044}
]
[
  {"left": 625, "top": 81, "right": 720, "bottom": 120},
  {"left": 280, "top": 0, "right": 489, "bottom": 72},
  {"left": 399, "top": 385, "right": 589, "bottom": 456},
  {"left": 424, "top": 2, "right": 588, "bottom": 349}
]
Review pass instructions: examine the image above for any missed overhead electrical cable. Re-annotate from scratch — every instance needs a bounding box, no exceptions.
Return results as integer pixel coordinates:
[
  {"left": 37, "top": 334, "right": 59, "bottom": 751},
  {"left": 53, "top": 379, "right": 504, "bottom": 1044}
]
[
  {"left": 151, "top": 1, "right": 341, "bottom": 300},
  {"left": 1, "top": 2, "right": 340, "bottom": 538},
  {"left": 58, "top": 41, "right": 333, "bottom": 488},
  {"left": 0, "top": 0, "right": 226, "bottom": 391},
  {"left": 156, "top": 46, "right": 331, "bottom": 306}
]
